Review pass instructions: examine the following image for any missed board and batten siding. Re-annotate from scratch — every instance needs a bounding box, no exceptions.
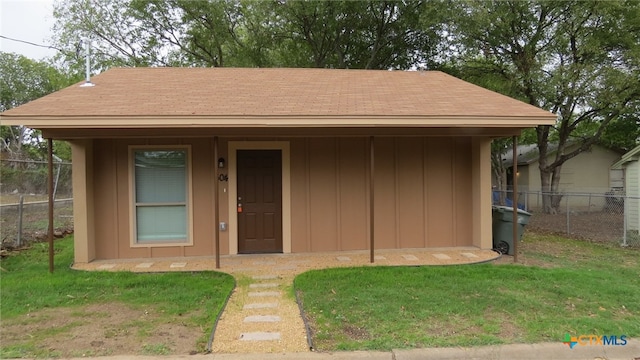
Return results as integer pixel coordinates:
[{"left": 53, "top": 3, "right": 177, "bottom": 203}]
[
  {"left": 290, "top": 137, "right": 474, "bottom": 252},
  {"left": 75, "top": 136, "right": 480, "bottom": 261}
]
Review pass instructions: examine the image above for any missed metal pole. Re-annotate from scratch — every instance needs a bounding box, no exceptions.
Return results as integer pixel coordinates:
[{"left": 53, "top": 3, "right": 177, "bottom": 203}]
[
  {"left": 17, "top": 195, "right": 24, "bottom": 247},
  {"left": 369, "top": 136, "right": 375, "bottom": 264},
  {"left": 214, "top": 136, "right": 221, "bottom": 269},
  {"left": 622, "top": 194, "right": 628, "bottom": 247},
  {"left": 566, "top": 195, "right": 570, "bottom": 235},
  {"left": 47, "top": 138, "right": 54, "bottom": 273},
  {"left": 512, "top": 137, "right": 518, "bottom": 263},
  {"left": 53, "top": 160, "right": 62, "bottom": 201}
]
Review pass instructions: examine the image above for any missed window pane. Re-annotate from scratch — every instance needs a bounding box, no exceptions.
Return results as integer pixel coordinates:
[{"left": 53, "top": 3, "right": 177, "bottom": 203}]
[
  {"left": 136, "top": 206, "right": 187, "bottom": 242},
  {"left": 135, "top": 151, "right": 186, "bottom": 203}
]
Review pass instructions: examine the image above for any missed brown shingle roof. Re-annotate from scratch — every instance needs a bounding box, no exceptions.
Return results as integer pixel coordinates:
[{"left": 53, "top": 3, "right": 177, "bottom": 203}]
[{"left": 1, "top": 67, "right": 556, "bottom": 128}]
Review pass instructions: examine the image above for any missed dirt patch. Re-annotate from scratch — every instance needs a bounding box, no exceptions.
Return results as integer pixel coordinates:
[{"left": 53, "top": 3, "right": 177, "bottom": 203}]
[
  {"left": 342, "top": 324, "right": 370, "bottom": 341},
  {"left": 0, "top": 302, "right": 204, "bottom": 357},
  {"left": 527, "top": 211, "right": 624, "bottom": 244}
]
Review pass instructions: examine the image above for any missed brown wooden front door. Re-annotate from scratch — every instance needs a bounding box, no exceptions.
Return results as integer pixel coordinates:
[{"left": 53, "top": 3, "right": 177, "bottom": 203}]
[{"left": 237, "top": 150, "right": 283, "bottom": 253}]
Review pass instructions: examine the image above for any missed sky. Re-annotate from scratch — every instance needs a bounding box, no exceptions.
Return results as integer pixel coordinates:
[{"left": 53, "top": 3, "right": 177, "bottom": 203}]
[{"left": 0, "top": 0, "right": 57, "bottom": 60}]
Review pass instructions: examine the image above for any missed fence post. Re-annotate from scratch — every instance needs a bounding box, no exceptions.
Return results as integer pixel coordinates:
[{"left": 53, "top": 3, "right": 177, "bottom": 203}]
[
  {"left": 17, "top": 195, "right": 24, "bottom": 247},
  {"left": 566, "top": 194, "right": 570, "bottom": 235},
  {"left": 622, "top": 195, "right": 628, "bottom": 247},
  {"left": 588, "top": 193, "right": 592, "bottom": 214},
  {"left": 53, "top": 161, "right": 62, "bottom": 201}
]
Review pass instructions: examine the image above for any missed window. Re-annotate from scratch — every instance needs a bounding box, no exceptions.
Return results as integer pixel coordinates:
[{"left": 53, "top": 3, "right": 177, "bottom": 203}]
[{"left": 131, "top": 147, "right": 191, "bottom": 245}]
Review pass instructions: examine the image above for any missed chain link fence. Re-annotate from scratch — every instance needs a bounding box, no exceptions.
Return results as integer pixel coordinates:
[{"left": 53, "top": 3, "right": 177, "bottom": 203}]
[
  {"left": 494, "top": 189, "right": 639, "bottom": 247},
  {"left": 0, "top": 159, "right": 73, "bottom": 249}
]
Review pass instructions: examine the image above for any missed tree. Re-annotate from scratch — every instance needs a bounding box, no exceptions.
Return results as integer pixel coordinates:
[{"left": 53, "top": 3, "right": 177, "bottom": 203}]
[
  {"left": 263, "top": 0, "right": 442, "bottom": 69},
  {"left": 52, "top": 0, "right": 449, "bottom": 70},
  {"left": 448, "top": 0, "right": 640, "bottom": 213},
  {"left": 0, "top": 52, "right": 77, "bottom": 160}
]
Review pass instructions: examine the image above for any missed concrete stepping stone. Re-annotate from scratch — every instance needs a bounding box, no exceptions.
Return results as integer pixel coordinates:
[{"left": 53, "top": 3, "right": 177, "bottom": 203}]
[
  {"left": 336, "top": 256, "right": 351, "bottom": 261},
  {"left": 243, "top": 315, "right": 281, "bottom": 323},
  {"left": 249, "top": 283, "right": 278, "bottom": 289},
  {"left": 402, "top": 255, "right": 418, "bottom": 261},
  {"left": 252, "top": 275, "right": 278, "bottom": 280},
  {"left": 252, "top": 261, "right": 276, "bottom": 265},
  {"left": 170, "top": 262, "right": 187, "bottom": 268},
  {"left": 240, "top": 332, "right": 281, "bottom": 341},
  {"left": 135, "top": 262, "right": 154, "bottom": 268},
  {"left": 230, "top": 268, "right": 256, "bottom": 272},
  {"left": 287, "top": 260, "right": 311, "bottom": 265},
  {"left": 461, "top": 252, "right": 479, "bottom": 258},
  {"left": 432, "top": 253, "right": 451, "bottom": 260},
  {"left": 97, "top": 264, "right": 115, "bottom": 269},
  {"left": 274, "top": 265, "right": 297, "bottom": 270},
  {"left": 248, "top": 291, "right": 280, "bottom": 297},
  {"left": 243, "top": 302, "right": 278, "bottom": 310}
]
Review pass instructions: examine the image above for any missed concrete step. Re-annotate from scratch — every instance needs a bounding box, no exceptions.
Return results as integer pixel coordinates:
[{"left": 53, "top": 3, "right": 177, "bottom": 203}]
[
  {"left": 248, "top": 291, "right": 281, "bottom": 297},
  {"left": 243, "top": 302, "right": 279, "bottom": 310},
  {"left": 243, "top": 315, "right": 281, "bottom": 323},
  {"left": 249, "top": 283, "right": 278, "bottom": 289},
  {"left": 252, "top": 275, "right": 278, "bottom": 280}
]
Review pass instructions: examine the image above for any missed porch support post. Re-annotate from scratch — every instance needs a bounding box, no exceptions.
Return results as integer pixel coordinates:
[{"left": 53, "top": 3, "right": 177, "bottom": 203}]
[
  {"left": 471, "top": 137, "right": 492, "bottom": 249},
  {"left": 369, "top": 136, "right": 375, "bottom": 263},
  {"left": 214, "top": 136, "right": 220, "bottom": 269},
  {"left": 512, "top": 136, "right": 518, "bottom": 263},
  {"left": 70, "top": 140, "right": 95, "bottom": 264},
  {"left": 48, "top": 138, "right": 54, "bottom": 273}
]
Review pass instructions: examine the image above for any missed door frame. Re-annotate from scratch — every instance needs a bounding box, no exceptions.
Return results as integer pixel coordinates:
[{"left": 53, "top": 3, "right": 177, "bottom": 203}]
[{"left": 228, "top": 141, "right": 291, "bottom": 255}]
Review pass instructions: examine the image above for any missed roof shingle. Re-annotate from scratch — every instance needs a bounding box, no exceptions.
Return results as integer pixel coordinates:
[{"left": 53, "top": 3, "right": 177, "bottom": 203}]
[{"left": 1, "top": 67, "right": 556, "bottom": 127}]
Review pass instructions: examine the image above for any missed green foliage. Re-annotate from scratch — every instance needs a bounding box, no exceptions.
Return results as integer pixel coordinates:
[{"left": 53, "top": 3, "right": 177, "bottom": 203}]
[
  {"left": 52, "top": 0, "right": 449, "bottom": 70},
  {"left": 295, "top": 234, "right": 640, "bottom": 350},
  {"left": 0, "top": 52, "right": 79, "bottom": 160},
  {"left": 444, "top": 1, "right": 640, "bottom": 212},
  {"left": 0, "top": 52, "right": 71, "bottom": 112}
]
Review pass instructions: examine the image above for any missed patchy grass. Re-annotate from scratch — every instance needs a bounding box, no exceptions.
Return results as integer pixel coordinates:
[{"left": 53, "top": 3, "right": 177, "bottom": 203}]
[
  {"left": 0, "top": 237, "right": 235, "bottom": 358},
  {"left": 295, "top": 233, "right": 640, "bottom": 351}
]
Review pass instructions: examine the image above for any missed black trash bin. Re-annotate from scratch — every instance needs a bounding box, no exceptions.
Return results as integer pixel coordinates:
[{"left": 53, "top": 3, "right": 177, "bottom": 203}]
[{"left": 492, "top": 206, "right": 531, "bottom": 255}]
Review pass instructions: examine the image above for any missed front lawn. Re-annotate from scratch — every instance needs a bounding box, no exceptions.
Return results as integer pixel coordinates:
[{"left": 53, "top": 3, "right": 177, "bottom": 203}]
[
  {"left": 294, "top": 233, "right": 640, "bottom": 350},
  {"left": 0, "top": 237, "right": 235, "bottom": 358}
]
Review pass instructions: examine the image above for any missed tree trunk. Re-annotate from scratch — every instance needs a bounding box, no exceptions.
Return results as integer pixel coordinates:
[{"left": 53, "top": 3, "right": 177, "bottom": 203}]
[
  {"left": 550, "top": 165, "right": 563, "bottom": 211},
  {"left": 490, "top": 149, "right": 507, "bottom": 205},
  {"left": 540, "top": 166, "right": 555, "bottom": 214}
]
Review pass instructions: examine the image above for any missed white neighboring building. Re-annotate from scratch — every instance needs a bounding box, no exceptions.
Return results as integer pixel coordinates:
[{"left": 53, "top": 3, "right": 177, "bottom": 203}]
[{"left": 612, "top": 145, "right": 640, "bottom": 233}]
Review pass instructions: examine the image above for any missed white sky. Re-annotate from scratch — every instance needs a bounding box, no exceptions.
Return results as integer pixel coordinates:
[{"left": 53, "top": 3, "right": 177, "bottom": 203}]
[{"left": 0, "top": 0, "right": 57, "bottom": 60}]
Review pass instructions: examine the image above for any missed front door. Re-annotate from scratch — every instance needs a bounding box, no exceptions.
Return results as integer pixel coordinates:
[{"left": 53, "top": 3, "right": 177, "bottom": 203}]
[{"left": 237, "top": 150, "right": 283, "bottom": 253}]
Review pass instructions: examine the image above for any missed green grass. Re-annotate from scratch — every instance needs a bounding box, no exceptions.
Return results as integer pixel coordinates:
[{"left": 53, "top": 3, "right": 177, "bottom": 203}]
[
  {"left": 294, "top": 234, "right": 640, "bottom": 351},
  {"left": 0, "top": 237, "right": 235, "bottom": 357}
]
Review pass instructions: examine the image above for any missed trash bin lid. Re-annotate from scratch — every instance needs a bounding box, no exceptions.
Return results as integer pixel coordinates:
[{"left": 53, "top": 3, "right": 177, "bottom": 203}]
[{"left": 492, "top": 205, "right": 531, "bottom": 216}]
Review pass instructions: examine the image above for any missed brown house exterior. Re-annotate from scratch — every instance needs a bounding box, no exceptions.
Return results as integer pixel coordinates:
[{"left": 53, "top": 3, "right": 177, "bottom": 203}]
[{"left": 1, "top": 68, "right": 556, "bottom": 264}]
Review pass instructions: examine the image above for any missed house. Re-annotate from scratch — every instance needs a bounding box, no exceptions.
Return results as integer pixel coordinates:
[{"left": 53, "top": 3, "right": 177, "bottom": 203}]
[
  {"left": 0, "top": 68, "right": 556, "bottom": 264},
  {"left": 501, "top": 143, "right": 623, "bottom": 210},
  {"left": 612, "top": 145, "right": 640, "bottom": 234}
]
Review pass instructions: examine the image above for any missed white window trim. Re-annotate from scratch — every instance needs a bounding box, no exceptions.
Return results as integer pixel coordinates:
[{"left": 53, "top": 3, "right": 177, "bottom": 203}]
[{"left": 128, "top": 145, "right": 194, "bottom": 248}]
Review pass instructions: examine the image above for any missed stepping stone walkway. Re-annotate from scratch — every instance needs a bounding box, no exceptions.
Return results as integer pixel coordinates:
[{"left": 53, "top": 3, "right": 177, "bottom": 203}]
[
  {"left": 211, "top": 271, "right": 309, "bottom": 353},
  {"left": 199, "top": 249, "right": 500, "bottom": 354}
]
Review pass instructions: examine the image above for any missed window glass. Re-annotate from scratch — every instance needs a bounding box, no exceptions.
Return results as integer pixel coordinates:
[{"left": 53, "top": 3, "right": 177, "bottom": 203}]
[{"left": 133, "top": 149, "right": 188, "bottom": 243}]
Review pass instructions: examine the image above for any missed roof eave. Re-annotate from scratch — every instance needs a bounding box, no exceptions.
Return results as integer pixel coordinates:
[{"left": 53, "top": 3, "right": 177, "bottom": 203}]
[{"left": 0, "top": 114, "right": 557, "bottom": 129}]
